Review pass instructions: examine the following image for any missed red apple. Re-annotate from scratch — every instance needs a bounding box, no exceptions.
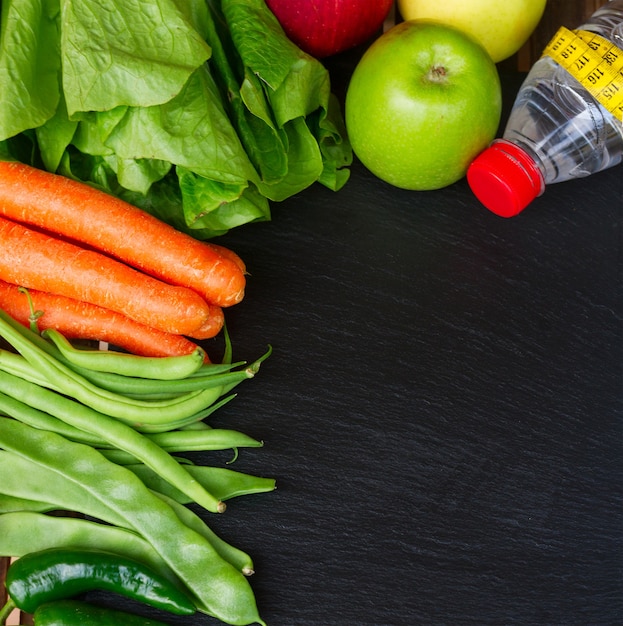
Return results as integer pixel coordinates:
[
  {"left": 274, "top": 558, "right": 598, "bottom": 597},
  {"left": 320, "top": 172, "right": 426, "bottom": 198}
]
[{"left": 265, "top": 0, "right": 394, "bottom": 58}]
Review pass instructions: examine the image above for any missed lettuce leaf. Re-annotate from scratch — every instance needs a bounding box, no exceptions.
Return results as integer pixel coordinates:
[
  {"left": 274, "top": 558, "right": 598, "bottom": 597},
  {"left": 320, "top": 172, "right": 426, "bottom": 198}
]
[
  {"left": 0, "top": 0, "right": 351, "bottom": 238},
  {"left": 0, "top": 0, "right": 62, "bottom": 140},
  {"left": 209, "top": 0, "right": 351, "bottom": 201},
  {"left": 60, "top": 0, "right": 212, "bottom": 115}
]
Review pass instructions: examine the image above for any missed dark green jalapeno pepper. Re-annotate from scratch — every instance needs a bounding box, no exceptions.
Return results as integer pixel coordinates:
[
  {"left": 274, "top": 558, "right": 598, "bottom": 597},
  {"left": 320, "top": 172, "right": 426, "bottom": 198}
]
[
  {"left": 5, "top": 548, "right": 196, "bottom": 616},
  {"left": 33, "top": 599, "right": 171, "bottom": 625}
]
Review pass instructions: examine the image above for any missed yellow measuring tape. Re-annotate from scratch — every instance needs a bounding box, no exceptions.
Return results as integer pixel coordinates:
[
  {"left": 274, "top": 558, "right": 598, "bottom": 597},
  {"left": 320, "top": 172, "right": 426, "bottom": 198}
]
[{"left": 542, "top": 26, "right": 623, "bottom": 122}]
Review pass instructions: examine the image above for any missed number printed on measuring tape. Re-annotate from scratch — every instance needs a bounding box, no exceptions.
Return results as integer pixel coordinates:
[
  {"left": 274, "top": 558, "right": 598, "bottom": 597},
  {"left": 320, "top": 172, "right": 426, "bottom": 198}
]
[{"left": 543, "top": 26, "right": 623, "bottom": 122}]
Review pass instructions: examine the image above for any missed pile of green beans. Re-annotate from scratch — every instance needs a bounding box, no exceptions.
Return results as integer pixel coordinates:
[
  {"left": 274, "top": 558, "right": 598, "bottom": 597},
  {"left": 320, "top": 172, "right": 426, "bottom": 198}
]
[
  {"left": 0, "top": 307, "right": 275, "bottom": 625},
  {"left": 0, "top": 308, "right": 272, "bottom": 511}
]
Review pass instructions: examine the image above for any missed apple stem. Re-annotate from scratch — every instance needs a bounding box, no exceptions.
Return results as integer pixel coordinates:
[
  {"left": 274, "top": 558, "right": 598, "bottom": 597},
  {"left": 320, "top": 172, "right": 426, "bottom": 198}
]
[{"left": 428, "top": 65, "right": 448, "bottom": 83}]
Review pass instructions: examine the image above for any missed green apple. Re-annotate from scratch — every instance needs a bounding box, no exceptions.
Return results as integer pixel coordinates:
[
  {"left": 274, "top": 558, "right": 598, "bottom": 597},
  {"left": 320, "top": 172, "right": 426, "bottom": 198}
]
[
  {"left": 397, "top": 0, "right": 547, "bottom": 63},
  {"left": 345, "top": 20, "right": 502, "bottom": 191}
]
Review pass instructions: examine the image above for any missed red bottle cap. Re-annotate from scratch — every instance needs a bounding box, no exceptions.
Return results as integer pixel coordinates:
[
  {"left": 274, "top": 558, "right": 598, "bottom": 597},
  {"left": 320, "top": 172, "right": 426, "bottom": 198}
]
[{"left": 467, "top": 140, "right": 545, "bottom": 218}]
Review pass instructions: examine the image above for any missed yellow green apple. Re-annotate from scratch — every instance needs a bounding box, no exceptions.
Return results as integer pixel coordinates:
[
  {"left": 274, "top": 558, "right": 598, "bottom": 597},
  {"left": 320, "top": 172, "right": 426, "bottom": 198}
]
[
  {"left": 397, "top": 0, "right": 547, "bottom": 63},
  {"left": 345, "top": 20, "right": 502, "bottom": 191}
]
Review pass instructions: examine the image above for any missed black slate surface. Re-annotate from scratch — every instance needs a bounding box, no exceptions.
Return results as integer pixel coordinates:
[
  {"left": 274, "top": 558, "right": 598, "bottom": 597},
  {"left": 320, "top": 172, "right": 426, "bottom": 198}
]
[{"left": 104, "top": 66, "right": 623, "bottom": 625}]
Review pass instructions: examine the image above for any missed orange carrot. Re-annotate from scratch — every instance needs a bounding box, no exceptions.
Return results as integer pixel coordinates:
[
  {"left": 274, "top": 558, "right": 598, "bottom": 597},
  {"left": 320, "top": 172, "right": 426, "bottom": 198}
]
[
  {"left": 0, "top": 161, "right": 246, "bottom": 307},
  {"left": 0, "top": 216, "right": 214, "bottom": 336},
  {"left": 185, "top": 305, "right": 226, "bottom": 341},
  {"left": 205, "top": 242, "right": 247, "bottom": 274},
  {"left": 0, "top": 280, "right": 210, "bottom": 359}
]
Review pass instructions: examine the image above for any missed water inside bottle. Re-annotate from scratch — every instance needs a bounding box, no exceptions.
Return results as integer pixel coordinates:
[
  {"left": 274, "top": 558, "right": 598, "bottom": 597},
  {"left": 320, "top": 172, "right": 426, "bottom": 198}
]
[
  {"left": 467, "top": 1, "right": 623, "bottom": 217},
  {"left": 500, "top": 2, "right": 623, "bottom": 186},
  {"left": 504, "top": 56, "right": 623, "bottom": 185}
]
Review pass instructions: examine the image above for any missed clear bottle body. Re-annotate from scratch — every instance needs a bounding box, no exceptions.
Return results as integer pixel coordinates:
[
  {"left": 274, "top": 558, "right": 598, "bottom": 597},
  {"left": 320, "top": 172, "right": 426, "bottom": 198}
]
[{"left": 501, "top": 0, "right": 623, "bottom": 186}]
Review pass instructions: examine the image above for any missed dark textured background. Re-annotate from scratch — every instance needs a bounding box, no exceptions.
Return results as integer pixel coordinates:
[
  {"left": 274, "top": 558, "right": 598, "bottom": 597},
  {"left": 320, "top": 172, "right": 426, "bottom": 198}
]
[
  {"left": 159, "top": 64, "right": 622, "bottom": 625},
  {"left": 85, "top": 47, "right": 623, "bottom": 626}
]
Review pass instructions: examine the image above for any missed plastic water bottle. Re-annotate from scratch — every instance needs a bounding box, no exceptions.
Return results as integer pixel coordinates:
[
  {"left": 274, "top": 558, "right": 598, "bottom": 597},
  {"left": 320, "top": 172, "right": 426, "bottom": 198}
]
[{"left": 467, "top": 0, "right": 623, "bottom": 217}]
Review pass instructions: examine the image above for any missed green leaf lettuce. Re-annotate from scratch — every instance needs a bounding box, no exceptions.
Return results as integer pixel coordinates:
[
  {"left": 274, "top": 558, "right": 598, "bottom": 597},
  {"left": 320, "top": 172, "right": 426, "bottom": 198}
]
[{"left": 0, "top": 0, "right": 351, "bottom": 238}]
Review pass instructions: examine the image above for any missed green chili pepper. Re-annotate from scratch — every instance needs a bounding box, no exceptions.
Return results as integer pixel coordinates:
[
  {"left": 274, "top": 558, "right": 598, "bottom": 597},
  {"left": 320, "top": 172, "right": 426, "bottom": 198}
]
[
  {"left": 5, "top": 548, "right": 196, "bottom": 616},
  {"left": 33, "top": 599, "right": 171, "bottom": 625}
]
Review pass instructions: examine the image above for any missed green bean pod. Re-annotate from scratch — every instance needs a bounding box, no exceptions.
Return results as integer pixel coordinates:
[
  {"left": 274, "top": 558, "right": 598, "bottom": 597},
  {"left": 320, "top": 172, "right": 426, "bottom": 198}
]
[
  {"left": 42, "top": 328, "right": 206, "bottom": 379},
  {"left": 0, "top": 311, "right": 257, "bottom": 424},
  {"left": 154, "top": 492, "right": 256, "bottom": 576},
  {"left": 179, "top": 420, "right": 212, "bottom": 431},
  {"left": 0, "top": 373, "right": 226, "bottom": 513},
  {"left": 115, "top": 370, "right": 253, "bottom": 401},
  {"left": 116, "top": 387, "right": 235, "bottom": 429},
  {"left": 92, "top": 428, "right": 262, "bottom": 454},
  {"left": 126, "top": 394, "right": 237, "bottom": 433},
  {"left": 0, "top": 351, "right": 233, "bottom": 436},
  {"left": 141, "top": 399, "right": 232, "bottom": 433},
  {"left": 0, "top": 449, "right": 128, "bottom": 528},
  {"left": 27, "top": 346, "right": 252, "bottom": 423},
  {"left": 0, "top": 461, "right": 267, "bottom": 576},
  {"left": 147, "top": 429, "right": 263, "bottom": 452},
  {"left": 0, "top": 512, "right": 176, "bottom": 580},
  {"left": 0, "top": 450, "right": 270, "bottom": 578},
  {"left": 0, "top": 348, "right": 63, "bottom": 392},
  {"left": 73, "top": 362, "right": 246, "bottom": 397},
  {"left": 0, "top": 390, "right": 105, "bottom": 446},
  {"left": 31, "top": 347, "right": 247, "bottom": 424},
  {"left": 125, "top": 464, "right": 277, "bottom": 503},
  {"left": 0, "top": 312, "right": 234, "bottom": 392},
  {"left": 0, "top": 494, "right": 53, "bottom": 514},
  {"left": 97, "top": 449, "right": 187, "bottom": 465}
]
